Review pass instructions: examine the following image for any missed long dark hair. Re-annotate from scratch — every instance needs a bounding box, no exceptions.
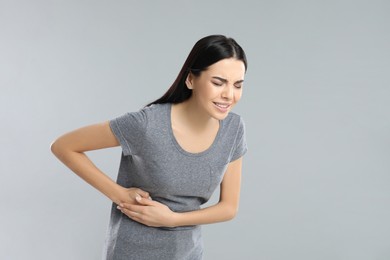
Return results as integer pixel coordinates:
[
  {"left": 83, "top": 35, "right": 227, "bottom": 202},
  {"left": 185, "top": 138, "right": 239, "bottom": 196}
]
[{"left": 147, "top": 35, "right": 247, "bottom": 106}]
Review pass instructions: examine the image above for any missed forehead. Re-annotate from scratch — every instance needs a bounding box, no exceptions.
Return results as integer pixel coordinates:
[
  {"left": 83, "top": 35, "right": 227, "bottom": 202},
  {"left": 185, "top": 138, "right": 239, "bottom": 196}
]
[{"left": 202, "top": 58, "right": 246, "bottom": 80}]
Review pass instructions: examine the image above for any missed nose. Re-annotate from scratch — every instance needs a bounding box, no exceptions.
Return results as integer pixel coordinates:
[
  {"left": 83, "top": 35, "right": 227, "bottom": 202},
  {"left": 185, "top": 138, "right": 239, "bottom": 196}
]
[{"left": 221, "top": 85, "right": 234, "bottom": 100}]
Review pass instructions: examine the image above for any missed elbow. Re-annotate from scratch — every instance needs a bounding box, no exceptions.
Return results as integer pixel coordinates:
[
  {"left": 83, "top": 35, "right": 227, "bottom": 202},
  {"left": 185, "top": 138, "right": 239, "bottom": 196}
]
[
  {"left": 229, "top": 209, "right": 239, "bottom": 221},
  {"left": 50, "top": 140, "right": 57, "bottom": 154},
  {"left": 218, "top": 201, "right": 239, "bottom": 221},
  {"left": 50, "top": 138, "right": 66, "bottom": 158},
  {"left": 225, "top": 206, "right": 239, "bottom": 221},
  {"left": 50, "top": 139, "right": 60, "bottom": 156}
]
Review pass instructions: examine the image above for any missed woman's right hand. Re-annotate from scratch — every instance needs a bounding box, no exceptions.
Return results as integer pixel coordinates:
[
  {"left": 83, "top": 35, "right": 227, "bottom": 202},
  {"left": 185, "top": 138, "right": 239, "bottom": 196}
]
[{"left": 115, "top": 187, "right": 151, "bottom": 206}]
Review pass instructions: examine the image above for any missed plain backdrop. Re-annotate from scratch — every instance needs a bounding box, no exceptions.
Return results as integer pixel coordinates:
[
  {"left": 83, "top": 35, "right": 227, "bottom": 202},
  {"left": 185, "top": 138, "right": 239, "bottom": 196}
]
[{"left": 1, "top": 1, "right": 389, "bottom": 259}]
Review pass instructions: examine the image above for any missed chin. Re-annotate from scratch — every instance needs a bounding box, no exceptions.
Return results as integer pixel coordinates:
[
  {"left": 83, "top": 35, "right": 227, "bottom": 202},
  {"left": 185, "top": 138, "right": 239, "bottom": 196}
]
[
  {"left": 211, "top": 111, "right": 230, "bottom": 121},
  {"left": 207, "top": 108, "right": 233, "bottom": 121}
]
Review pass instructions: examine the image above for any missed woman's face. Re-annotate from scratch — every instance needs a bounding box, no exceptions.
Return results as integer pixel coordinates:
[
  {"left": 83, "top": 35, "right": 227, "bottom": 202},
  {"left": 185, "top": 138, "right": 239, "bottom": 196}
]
[{"left": 186, "top": 58, "right": 246, "bottom": 120}]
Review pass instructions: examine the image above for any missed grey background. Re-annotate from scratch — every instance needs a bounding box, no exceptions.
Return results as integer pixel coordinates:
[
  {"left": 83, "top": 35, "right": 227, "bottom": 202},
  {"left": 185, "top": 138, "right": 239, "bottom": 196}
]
[{"left": 1, "top": 0, "right": 389, "bottom": 259}]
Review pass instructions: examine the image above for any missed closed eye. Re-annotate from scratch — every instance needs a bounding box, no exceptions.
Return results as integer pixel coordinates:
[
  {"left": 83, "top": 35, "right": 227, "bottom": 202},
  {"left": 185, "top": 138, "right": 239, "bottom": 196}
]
[
  {"left": 212, "top": 76, "right": 244, "bottom": 88},
  {"left": 212, "top": 81, "right": 223, "bottom": 86}
]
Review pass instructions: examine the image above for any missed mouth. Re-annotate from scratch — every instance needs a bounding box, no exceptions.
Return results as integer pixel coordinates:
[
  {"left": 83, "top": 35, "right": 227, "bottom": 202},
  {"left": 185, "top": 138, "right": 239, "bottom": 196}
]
[{"left": 213, "top": 102, "right": 231, "bottom": 111}]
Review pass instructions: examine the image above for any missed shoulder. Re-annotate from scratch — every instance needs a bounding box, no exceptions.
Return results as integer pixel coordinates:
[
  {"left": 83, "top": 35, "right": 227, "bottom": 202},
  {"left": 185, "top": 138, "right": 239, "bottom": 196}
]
[
  {"left": 111, "top": 103, "right": 169, "bottom": 126},
  {"left": 139, "top": 103, "right": 170, "bottom": 120},
  {"left": 223, "top": 111, "right": 246, "bottom": 128},
  {"left": 118, "top": 103, "right": 169, "bottom": 119},
  {"left": 142, "top": 103, "right": 170, "bottom": 113},
  {"left": 219, "top": 112, "right": 246, "bottom": 142}
]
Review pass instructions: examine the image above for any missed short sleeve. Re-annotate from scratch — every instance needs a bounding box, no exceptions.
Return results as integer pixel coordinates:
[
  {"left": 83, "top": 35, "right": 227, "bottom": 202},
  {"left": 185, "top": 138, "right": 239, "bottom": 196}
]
[
  {"left": 109, "top": 109, "right": 147, "bottom": 156},
  {"left": 230, "top": 116, "right": 248, "bottom": 162}
]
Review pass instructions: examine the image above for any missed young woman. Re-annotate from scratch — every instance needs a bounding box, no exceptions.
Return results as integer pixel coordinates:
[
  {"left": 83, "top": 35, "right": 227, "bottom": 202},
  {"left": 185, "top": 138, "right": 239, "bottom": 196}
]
[{"left": 51, "top": 34, "right": 248, "bottom": 260}]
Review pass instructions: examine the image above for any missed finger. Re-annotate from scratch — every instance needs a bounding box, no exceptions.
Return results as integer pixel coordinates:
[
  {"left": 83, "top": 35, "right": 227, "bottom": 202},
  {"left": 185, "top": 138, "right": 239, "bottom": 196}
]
[
  {"left": 117, "top": 208, "right": 155, "bottom": 227},
  {"left": 117, "top": 205, "right": 139, "bottom": 217},
  {"left": 119, "top": 202, "right": 137, "bottom": 209},
  {"left": 135, "top": 194, "right": 152, "bottom": 202},
  {"left": 135, "top": 188, "right": 150, "bottom": 198},
  {"left": 129, "top": 215, "right": 151, "bottom": 226},
  {"left": 122, "top": 208, "right": 138, "bottom": 219},
  {"left": 135, "top": 196, "right": 156, "bottom": 206},
  {"left": 124, "top": 212, "right": 153, "bottom": 227},
  {"left": 126, "top": 204, "right": 145, "bottom": 213}
]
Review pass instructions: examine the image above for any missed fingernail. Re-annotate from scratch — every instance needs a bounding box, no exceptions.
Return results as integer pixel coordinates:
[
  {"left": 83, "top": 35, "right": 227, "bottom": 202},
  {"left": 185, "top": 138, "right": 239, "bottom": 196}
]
[
  {"left": 116, "top": 206, "right": 121, "bottom": 210},
  {"left": 136, "top": 196, "right": 141, "bottom": 201}
]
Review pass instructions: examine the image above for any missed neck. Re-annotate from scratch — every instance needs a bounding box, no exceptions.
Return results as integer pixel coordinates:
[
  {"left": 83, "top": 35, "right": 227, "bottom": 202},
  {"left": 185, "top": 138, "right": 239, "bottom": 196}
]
[{"left": 173, "top": 99, "right": 218, "bottom": 131}]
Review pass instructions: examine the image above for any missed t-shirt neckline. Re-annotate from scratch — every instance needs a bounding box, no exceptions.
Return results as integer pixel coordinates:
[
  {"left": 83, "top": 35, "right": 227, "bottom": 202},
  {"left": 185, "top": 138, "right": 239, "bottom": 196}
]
[{"left": 166, "top": 103, "right": 223, "bottom": 157}]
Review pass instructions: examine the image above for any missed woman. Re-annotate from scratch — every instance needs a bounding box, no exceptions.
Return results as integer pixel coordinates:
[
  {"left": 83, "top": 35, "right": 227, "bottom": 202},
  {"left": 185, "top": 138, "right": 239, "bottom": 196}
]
[{"left": 51, "top": 34, "right": 248, "bottom": 260}]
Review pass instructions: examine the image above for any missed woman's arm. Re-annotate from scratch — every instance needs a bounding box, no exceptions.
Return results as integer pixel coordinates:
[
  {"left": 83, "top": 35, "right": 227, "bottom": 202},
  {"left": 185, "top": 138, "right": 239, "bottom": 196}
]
[
  {"left": 51, "top": 122, "right": 150, "bottom": 205},
  {"left": 174, "top": 157, "right": 243, "bottom": 225},
  {"left": 118, "top": 157, "right": 243, "bottom": 227}
]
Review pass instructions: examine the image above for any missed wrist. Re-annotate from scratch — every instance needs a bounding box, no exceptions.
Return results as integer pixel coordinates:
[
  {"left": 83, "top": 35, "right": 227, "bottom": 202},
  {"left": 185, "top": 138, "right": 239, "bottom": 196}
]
[
  {"left": 108, "top": 184, "right": 126, "bottom": 205},
  {"left": 170, "top": 212, "right": 181, "bottom": 228}
]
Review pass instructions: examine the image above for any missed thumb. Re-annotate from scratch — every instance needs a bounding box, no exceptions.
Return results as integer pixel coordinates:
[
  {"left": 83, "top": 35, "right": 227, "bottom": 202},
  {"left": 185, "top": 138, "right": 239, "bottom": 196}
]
[
  {"left": 135, "top": 196, "right": 155, "bottom": 205},
  {"left": 136, "top": 189, "right": 150, "bottom": 198}
]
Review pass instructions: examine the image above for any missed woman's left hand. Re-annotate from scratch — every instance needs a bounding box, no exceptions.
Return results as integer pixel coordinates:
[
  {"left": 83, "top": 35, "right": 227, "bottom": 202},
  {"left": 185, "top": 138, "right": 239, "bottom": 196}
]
[{"left": 117, "top": 196, "right": 177, "bottom": 228}]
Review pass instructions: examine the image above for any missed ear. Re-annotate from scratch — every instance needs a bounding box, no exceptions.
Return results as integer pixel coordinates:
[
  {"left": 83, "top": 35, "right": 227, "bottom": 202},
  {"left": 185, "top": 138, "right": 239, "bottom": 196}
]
[{"left": 185, "top": 73, "right": 194, "bottom": 90}]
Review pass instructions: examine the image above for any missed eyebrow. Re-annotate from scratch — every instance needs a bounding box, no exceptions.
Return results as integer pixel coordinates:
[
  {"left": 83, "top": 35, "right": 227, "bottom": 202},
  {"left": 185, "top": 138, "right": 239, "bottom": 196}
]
[{"left": 212, "top": 76, "right": 244, "bottom": 84}]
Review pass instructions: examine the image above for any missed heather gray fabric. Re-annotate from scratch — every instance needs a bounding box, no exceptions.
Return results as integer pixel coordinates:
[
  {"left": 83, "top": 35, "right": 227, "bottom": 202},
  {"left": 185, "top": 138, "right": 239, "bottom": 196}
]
[{"left": 103, "top": 103, "right": 247, "bottom": 260}]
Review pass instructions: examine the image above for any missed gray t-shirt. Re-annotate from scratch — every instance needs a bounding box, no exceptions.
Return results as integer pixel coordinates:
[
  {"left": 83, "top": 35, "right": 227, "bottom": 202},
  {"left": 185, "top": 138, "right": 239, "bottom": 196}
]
[{"left": 103, "top": 103, "right": 247, "bottom": 260}]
